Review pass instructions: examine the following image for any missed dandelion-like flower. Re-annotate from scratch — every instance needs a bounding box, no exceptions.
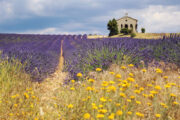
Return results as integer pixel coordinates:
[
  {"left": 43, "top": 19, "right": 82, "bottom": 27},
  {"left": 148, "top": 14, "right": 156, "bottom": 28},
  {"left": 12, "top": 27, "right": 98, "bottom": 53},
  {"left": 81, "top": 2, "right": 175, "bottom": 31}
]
[
  {"left": 100, "top": 97, "right": 107, "bottom": 102},
  {"left": 155, "top": 68, "right": 163, "bottom": 73},
  {"left": 136, "top": 112, "right": 144, "bottom": 117},
  {"left": 141, "top": 69, "right": 146, "bottom": 72},
  {"left": 96, "top": 114, "right": 104, "bottom": 118},
  {"left": 109, "top": 72, "right": 115, "bottom": 75},
  {"left": 71, "top": 80, "right": 75, "bottom": 83},
  {"left": 128, "top": 64, "right": 134, "bottom": 67},
  {"left": 67, "top": 104, "right": 73, "bottom": 109},
  {"left": 83, "top": 113, "right": 90, "bottom": 119},
  {"left": 108, "top": 113, "right": 115, "bottom": 119},
  {"left": 121, "top": 66, "right": 126, "bottom": 69},
  {"left": 96, "top": 68, "right": 102, "bottom": 72},
  {"left": 155, "top": 114, "right": 161, "bottom": 118},
  {"left": 77, "top": 73, "right": 82, "bottom": 77},
  {"left": 116, "top": 74, "right": 122, "bottom": 78},
  {"left": 24, "top": 93, "right": 29, "bottom": 99}
]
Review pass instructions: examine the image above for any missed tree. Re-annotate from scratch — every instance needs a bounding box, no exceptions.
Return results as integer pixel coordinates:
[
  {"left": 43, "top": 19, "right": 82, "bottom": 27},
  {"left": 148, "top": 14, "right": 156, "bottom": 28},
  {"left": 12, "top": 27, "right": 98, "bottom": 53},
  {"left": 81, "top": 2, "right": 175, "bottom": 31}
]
[
  {"left": 141, "top": 28, "right": 145, "bottom": 33},
  {"left": 107, "top": 18, "right": 119, "bottom": 36}
]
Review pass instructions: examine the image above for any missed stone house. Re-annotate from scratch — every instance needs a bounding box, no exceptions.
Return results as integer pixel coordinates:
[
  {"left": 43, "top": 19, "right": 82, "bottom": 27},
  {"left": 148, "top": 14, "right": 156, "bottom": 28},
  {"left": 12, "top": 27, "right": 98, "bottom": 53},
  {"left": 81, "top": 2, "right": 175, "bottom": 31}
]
[{"left": 116, "top": 14, "right": 138, "bottom": 33}]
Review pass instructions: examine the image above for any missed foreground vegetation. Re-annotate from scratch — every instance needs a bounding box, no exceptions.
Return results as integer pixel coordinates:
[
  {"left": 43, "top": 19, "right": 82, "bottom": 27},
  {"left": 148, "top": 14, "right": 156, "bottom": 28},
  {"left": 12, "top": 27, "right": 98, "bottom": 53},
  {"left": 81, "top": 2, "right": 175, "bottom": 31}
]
[{"left": 1, "top": 55, "right": 180, "bottom": 119}]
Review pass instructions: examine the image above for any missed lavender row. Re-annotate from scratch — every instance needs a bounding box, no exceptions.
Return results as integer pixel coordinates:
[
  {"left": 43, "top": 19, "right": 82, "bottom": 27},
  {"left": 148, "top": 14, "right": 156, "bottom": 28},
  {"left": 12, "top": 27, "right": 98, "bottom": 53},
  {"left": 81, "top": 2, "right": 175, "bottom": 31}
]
[{"left": 62, "top": 34, "right": 180, "bottom": 81}]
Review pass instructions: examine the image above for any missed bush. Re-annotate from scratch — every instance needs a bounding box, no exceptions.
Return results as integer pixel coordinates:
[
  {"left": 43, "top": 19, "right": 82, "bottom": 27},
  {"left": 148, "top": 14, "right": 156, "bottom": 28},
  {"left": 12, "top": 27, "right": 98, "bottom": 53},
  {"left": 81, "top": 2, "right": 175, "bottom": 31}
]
[
  {"left": 107, "top": 18, "right": 119, "bottom": 36},
  {"left": 120, "top": 28, "right": 132, "bottom": 35},
  {"left": 130, "top": 33, "right": 136, "bottom": 38},
  {"left": 141, "top": 28, "right": 145, "bottom": 33}
]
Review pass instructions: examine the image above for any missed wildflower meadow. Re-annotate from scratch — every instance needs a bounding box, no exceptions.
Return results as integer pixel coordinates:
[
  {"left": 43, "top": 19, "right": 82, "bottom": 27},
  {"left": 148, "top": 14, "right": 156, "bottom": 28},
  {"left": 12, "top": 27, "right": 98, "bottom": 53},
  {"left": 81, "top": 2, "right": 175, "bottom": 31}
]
[{"left": 0, "top": 34, "right": 180, "bottom": 120}]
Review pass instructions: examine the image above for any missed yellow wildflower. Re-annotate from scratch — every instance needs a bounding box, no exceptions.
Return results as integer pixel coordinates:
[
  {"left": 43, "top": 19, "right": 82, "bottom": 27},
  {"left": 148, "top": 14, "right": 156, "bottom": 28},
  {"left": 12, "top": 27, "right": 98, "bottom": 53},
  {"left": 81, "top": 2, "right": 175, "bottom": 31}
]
[
  {"left": 98, "top": 109, "right": 107, "bottom": 114},
  {"left": 109, "top": 72, "right": 115, "bottom": 75},
  {"left": 96, "top": 114, "right": 104, "bottom": 118},
  {"left": 32, "top": 96, "right": 36, "bottom": 99},
  {"left": 100, "top": 97, "right": 107, "bottom": 102},
  {"left": 155, "top": 114, "right": 161, "bottom": 118},
  {"left": 141, "top": 69, "right": 146, "bottom": 72},
  {"left": 129, "top": 73, "right": 134, "bottom": 77},
  {"left": 130, "top": 96, "right": 135, "bottom": 99},
  {"left": 134, "top": 89, "right": 141, "bottom": 94},
  {"left": 147, "top": 102, "right": 152, "bottom": 106},
  {"left": 107, "top": 86, "right": 116, "bottom": 92},
  {"left": 119, "top": 93, "right": 126, "bottom": 98},
  {"left": 77, "top": 73, "right": 82, "bottom": 77},
  {"left": 121, "top": 66, "right": 126, "bottom": 69},
  {"left": 83, "top": 113, "right": 90, "bottom": 119},
  {"left": 109, "top": 81, "right": 115, "bottom": 84},
  {"left": 108, "top": 113, "right": 115, "bottom": 119},
  {"left": 86, "top": 87, "right": 94, "bottom": 91},
  {"left": 30, "top": 103, "right": 34, "bottom": 108},
  {"left": 155, "top": 85, "right": 161, "bottom": 90},
  {"left": 71, "top": 80, "right": 75, "bottom": 83},
  {"left": 128, "top": 64, "right": 134, "bottom": 67},
  {"left": 136, "top": 101, "right": 141, "bottom": 105},
  {"left": 88, "top": 78, "right": 95, "bottom": 83},
  {"left": 139, "top": 87, "right": 144, "bottom": 91},
  {"left": 11, "top": 95, "right": 17, "bottom": 99},
  {"left": 127, "top": 111, "right": 132, "bottom": 115},
  {"left": 9, "top": 113, "right": 13, "bottom": 116},
  {"left": 127, "top": 77, "right": 135, "bottom": 82},
  {"left": 24, "top": 93, "right": 29, "bottom": 99},
  {"left": 155, "top": 68, "right": 163, "bottom": 73},
  {"left": 150, "top": 90, "right": 158, "bottom": 95},
  {"left": 164, "top": 84, "right": 171, "bottom": 88},
  {"left": 67, "top": 104, "right": 73, "bottom": 109},
  {"left": 116, "top": 103, "right": 121, "bottom": 107},
  {"left": 99, "top": 104, "right": 103, "bottom": 108},
  {"left": 116, "top": 74, "right": 121, "bottom": 78},
  {"left": 143, "top": 94, "right": 148, "bottom": 98},
  {"left": 173, "top": 101, "right": 179, "bottom": 105},
  {"left": 170, "top": 93, "right": 176, "bottom": 97},
  {"left": 96, "top": 68, "right": 102, "bottom": 72},
  {"left": 127, "top": 99, "right": 131, "bottom": 103},
  {"left": 136, "top": 112, "right": 144, "bottom": 117},
  {"left": 163, "top": 76, "right": 168, "bottom": 79},
  {"left": 70, "top": 87, "right": 75, "bottom": 91},
  {"left": 14, "top": 104, "right": 18, "bottom": 107},
  {"left": 101, "top": 81, "right": 108, "bottom": 87},
  {"left": 147, "top": 84, "right": 153, "bottom": 87}
]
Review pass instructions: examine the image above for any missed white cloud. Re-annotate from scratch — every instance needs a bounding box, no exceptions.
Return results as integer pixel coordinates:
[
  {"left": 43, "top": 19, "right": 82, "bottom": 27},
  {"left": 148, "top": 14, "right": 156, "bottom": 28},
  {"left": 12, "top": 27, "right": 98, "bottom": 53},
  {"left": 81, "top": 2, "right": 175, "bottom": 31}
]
[
  {"left": 0, "top": 1, "right": 14, "bottom": 22},
  {"left": 91, "top": 5, "right": 180, "bottom": 33}
]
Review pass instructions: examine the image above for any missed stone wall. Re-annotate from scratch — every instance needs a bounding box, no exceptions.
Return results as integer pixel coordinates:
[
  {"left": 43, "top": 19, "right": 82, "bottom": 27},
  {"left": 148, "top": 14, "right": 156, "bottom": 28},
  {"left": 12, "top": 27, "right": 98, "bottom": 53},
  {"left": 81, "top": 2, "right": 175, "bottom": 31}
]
[{"left": 116, "top": 17, "right": 138, "bottom": 33}]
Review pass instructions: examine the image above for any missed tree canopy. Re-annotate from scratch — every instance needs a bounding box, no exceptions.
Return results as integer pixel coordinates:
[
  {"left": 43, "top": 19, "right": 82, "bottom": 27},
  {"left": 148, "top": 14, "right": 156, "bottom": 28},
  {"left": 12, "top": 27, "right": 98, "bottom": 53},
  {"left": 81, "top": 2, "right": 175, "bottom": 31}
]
[{"left": 107, "top": 18, "right": 119, "bottom": 36}]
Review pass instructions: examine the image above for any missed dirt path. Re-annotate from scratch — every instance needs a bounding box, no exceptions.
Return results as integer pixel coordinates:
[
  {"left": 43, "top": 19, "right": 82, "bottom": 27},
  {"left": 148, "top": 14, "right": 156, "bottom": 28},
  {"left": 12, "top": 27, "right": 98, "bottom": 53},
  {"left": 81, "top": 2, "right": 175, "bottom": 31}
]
[{"left": 34, "top": 40, "right": 68, "bottom": 116}]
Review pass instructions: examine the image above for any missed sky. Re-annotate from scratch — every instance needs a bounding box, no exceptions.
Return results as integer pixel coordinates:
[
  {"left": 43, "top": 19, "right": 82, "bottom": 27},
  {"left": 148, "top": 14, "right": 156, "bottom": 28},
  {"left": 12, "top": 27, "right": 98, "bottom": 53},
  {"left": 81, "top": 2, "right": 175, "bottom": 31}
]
[{"left": 0, "top": 0, "right": 180, "bottom": 35}]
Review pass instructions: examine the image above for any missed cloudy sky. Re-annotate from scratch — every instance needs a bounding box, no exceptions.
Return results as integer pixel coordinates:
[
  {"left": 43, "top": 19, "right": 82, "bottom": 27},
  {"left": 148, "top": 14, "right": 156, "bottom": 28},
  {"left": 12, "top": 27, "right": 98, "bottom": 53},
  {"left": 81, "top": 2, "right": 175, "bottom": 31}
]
[{"left": 0, "top": 0, "right": 180, "bottom": 35}]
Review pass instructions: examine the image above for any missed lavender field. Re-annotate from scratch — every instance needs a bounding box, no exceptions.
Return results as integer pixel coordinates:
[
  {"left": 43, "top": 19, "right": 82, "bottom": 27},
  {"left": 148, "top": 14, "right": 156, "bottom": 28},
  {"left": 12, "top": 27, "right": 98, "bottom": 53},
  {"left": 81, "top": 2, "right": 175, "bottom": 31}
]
[
  {"left": 0, "top": 33, "right": 180, "bottom": 81},
  {"left": 1, "top": 33, "right": 180, "bottom": 120}
]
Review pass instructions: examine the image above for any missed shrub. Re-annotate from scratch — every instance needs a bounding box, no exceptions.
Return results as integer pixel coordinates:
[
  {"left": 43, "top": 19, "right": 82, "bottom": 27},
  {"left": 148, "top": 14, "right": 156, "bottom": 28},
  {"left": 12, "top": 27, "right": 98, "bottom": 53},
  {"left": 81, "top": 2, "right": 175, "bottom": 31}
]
[
  {"left": 120, "top": 28, "right": 132, "bottom": 35},
  {"left": 141, "top": 28, "right": 145, "bottom": 33},
  {"left": 130, "top": 32, "right": 136, "bottom": 38}
]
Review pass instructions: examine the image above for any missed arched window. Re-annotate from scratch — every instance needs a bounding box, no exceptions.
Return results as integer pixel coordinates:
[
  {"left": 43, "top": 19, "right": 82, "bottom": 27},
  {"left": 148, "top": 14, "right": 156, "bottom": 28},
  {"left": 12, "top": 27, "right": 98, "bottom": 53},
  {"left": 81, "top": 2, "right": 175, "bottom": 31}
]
[
  {"left": 130, "top": 24, "right": 133, "bottom": 29},
  {"left": 121, "top": 24, "right": 123, "bottom": 28},
  {"left": 125, "top": 24, "right": 128, "bottom": 29}
]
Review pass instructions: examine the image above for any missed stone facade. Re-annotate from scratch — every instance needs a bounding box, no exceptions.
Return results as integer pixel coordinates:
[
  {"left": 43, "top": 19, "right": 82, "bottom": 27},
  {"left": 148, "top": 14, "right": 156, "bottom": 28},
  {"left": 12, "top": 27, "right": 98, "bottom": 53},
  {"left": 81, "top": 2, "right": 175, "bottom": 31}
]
[{"left": 116, "top": 15, "right": 138, "bottom": 33}]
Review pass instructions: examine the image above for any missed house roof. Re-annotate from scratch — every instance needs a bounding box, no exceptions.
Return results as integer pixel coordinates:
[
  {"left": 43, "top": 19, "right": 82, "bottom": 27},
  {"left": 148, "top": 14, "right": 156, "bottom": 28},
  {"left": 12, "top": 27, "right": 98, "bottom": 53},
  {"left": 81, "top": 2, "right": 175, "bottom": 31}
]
[{"left": 116, "top": 16, "right": 138, "bottom": 21}]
